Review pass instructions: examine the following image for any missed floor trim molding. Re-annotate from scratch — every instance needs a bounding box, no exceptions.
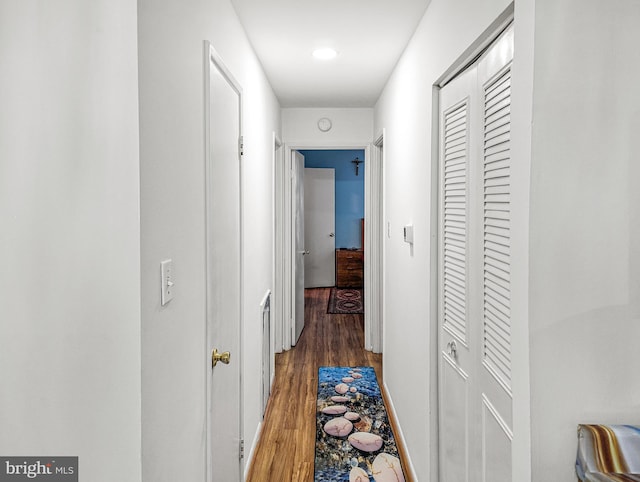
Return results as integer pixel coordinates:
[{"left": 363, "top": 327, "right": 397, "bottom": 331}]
[
  {"left": 244, "top": 420, "right": 262, "bottom": 481},
  {"left": 382, "top": 380, "right": 418, "bottom": 482}
]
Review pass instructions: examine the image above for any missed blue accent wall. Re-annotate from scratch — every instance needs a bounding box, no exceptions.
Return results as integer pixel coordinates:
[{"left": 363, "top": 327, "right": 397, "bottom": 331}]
[{"left": 301, "top": 149, "right": 365, "bottom": 249}]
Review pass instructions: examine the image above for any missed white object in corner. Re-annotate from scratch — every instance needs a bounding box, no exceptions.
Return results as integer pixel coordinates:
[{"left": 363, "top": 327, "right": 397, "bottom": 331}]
[
  {"left": 160, "top": 259, "right": 174, "bottom": 305},
  {"left": 403, "top": 225, "right": 414, "bottom": 244}
]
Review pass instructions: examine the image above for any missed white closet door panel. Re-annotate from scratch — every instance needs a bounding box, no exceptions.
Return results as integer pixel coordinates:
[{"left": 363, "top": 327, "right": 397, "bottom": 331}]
[
  {"left": 478, "top": 26, "right": 515, "bottom": 468},
  {"left": 439, "top": 63, "right": 480, "bottom": 482},
  {"left": 441, "top": 357, "right": 470, "bottom": 482},
  {"left": 442, "top": 99, "right": 470, "bottom": 341},
  {"left": 482, "top": 65, "right": 513, "bottom": 389},
  {"left": 481, "top": 396, "right": 512, "bottom": 482}
]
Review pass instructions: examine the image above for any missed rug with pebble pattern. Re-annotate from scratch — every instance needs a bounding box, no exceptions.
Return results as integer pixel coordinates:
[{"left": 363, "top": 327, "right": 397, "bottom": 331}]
[
  {"left": 315, "top": 366, "right": 405, "bottom": 482},
  {"left": 327, "top": 288, "right": 364, "bottom": 314}
]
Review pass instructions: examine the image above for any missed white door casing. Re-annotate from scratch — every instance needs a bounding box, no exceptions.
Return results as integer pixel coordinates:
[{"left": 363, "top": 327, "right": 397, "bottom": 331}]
[
  {"left": 277, "top": 145, "right": 382, "bottom": 353},
  {"left": 438, "top": 23, "right": 514, "bottom": 482},
  {"left": 204, "top": 43, "right": 243, "bottom": 480},
  {"left": 272, "top": 134, "right": 285, "bottom": 354},
  {"left": 304, "top": 168, "right": 336, "bottom": 288},
  {"left": 293, "top": 150, "right": 305, "bottom": 344}
]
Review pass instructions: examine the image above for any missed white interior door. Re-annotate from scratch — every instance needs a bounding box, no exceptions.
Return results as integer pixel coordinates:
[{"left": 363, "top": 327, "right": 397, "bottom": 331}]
[
  {"left": 205, "top": 44, "right": 243, "bottom": 481},
  {"left": 438, "top": 24, "right": 514, "bottom": 482},
  {"left": 293, "top": 150, "right": 305, "bottom": 344},
  {"left": 304, "top": 168, "right": 335, "bottom": 287}
]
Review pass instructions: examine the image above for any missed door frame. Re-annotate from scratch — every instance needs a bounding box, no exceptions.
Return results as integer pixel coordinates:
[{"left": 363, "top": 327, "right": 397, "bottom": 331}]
[
  {"left": 203, "top": 41, "right": 244, "bottom": 480},
  {"left": 431, "top": 6, "right": 514, "bottom": 482},
  {"left": 292, "top": 150, "right": 306, "bottom": 344},
  {"left": 273, "top": 133, "right": 286, "bottom": 353},
  {"left": 367, "top": 132, "right": 385, "bottom": 353},
  {"left": 274, "top": 143, "right": 383, "bottom": 353}
]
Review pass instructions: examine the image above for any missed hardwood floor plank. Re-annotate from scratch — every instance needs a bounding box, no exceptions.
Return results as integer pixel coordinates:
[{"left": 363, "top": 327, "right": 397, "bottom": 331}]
[{"left": 246, "top": 288, "right": 413, "bottom": 482}]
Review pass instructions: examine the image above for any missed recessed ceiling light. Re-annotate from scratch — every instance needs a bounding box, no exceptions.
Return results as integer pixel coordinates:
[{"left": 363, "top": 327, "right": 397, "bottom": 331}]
[{"left": 312, "top": 48, "right": 338, "bottom": 60}]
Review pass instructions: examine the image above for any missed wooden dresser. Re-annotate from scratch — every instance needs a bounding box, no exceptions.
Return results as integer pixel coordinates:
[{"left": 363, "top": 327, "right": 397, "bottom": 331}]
[{"left": 335, "top": 249, "right": 364, "bottom": 288}]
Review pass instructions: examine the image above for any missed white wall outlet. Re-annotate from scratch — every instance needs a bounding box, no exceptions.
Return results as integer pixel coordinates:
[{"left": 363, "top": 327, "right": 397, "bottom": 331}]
[{"left": 161, "top": 259, "right": 174, "bottom": 305}]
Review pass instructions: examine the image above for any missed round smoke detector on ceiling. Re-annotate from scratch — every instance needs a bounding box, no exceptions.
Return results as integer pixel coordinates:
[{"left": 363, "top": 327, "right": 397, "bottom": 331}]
[{"left": 317, "top": 117, "right": 332, "bottom": 132}]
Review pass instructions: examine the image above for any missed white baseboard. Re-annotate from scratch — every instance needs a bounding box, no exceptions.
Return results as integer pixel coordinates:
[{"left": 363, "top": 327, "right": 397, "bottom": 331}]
[
  {"left": 244, "top": 421, "right": 262, "bottom": 481},
  {"left": 244, "top": 365, "right": 276, "bottom": 479},
  {"left": 383, "top": 380, "right": 418, "bottom": 481}
]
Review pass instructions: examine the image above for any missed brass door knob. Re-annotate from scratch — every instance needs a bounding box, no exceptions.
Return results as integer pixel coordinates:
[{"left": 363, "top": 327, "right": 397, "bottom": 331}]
[{"left": 212, "top": 348, "right": 231, "bottom": 368}]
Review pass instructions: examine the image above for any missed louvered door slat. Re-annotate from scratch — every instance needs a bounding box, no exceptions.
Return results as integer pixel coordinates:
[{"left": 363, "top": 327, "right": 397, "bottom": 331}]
[
  {"left": 484, "top": 142, "right": 510, "bottom": 157},
  {"left": 445, "top": 251, "right": 465, "bottom": 268},
  {"left": 485, "top": 95, "right": 511, "bottom": 118},
  {"left": 442, "top": 100, "right": 469, "bottom": 341},
  {"left": 485, "top": 107, "right": 510, "bottom": 127},
  {"left": 444, "top": 296, "right": 466, "bottom": 319},
  {"left": 444, "top": 260, "right": 465, "bottom": 279},
  {"left": 485, "top": 232, "right": 509, "bottom": 248},
  {"left": 485, "top": 150, "right": 510, "bottom": 165},
  {"left": 484, "top": 307, "right": 511, "bottom": 340},
  {"left": 444, "top": 238, "right": 465, "bottom": 252},
  {"left": 445, "top": 285, "right": 466, "bottom": 306},
  {"left": 484, "top": 336, "right": 511, "bottom": 379},
  {"left": 485, "top": 263, "right": 510, "bottom": 282},
  {"left": 483, "top": 67, "right": 512, "bottom": 388},
  {"left": 485, "top": 326, "right": 511, "bottom": 359},
  {"left": 484, "top": 73, "right": 510, "bottom": 101},
  {"left": 484, "top": 277, "right": 510, "bottom": 304}
]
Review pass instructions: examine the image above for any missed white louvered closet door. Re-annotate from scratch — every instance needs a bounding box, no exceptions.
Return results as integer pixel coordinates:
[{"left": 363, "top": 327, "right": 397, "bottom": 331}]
[
  {"left": 438, "top": 62, "right": 478, "bottom": 482},
  {"left": 438, "top": 23, "right": 513, "bottom": 482}
]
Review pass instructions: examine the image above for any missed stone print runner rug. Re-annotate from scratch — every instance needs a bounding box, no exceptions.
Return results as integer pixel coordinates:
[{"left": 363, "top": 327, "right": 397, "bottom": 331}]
[{"left": 315, "top": 366, "right": 405, "bottom": 482}]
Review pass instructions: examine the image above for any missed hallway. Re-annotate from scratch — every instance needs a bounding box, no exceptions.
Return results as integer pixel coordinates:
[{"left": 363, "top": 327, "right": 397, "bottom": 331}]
[
  {"left": 4, "top": 2, "right": 640, "bottom": 481},
  {"left": 247, "top": 288, "right": 408, "bottom": 481}
]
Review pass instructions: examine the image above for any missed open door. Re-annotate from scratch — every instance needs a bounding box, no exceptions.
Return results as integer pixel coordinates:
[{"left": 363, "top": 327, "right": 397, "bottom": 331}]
[
  {"left": 304, "top": 167, "right": 336, "bottom": 288},
  {"left": 204, "top": 43, "right": 243, "bottom": 480},
  {"left": 292, "top": 150, "right": 306, "bottom": 344}
]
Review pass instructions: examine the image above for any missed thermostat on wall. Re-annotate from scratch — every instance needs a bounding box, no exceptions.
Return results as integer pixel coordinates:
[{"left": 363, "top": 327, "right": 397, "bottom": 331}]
[{"left": 404, "top": 225, "right": 414, "bottom": 244}]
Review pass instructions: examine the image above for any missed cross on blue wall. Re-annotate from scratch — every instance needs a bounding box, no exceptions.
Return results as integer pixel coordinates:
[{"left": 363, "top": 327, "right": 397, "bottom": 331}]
[{"left": 300, "top": 149, "right": 365, "bottom": 249}]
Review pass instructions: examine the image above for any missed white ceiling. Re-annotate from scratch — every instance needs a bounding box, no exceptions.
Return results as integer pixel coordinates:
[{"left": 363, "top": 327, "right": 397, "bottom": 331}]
[{"left": 230, "top": 0, "right": 431, "bottom": 108}]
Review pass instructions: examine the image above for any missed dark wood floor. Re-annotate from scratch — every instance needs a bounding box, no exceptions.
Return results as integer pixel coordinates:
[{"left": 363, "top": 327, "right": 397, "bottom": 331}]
[{"left": 246, "top": 287, "right": 412, "bottom": 481}]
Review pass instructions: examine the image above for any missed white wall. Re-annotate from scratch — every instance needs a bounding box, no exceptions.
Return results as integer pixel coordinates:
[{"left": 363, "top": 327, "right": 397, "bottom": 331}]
[
  {"left": 374, "top": 0, "right": 519, "bottom": 479},
  {"left": 528, "top": 0, "right": 640, "bottom": 479},
  {"left": 0, "top": 1, "right": 142, "bottom": 481},
  {"left": 137, "top": 0, "right": 280, "bottom": 479},
  {"left": 283, "top": 108, "right": 373, "bottom": 146},
  {"left": 377, "top": 0, "right": 640, "bottom": 480}
]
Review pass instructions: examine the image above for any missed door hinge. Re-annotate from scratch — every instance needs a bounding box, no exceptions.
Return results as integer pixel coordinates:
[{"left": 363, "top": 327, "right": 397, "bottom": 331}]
[
  {"left": 238, "top": 136, "right": 244, "bottom": 159},
  {"left": 239, "top": 439, "right": 245, "bottom": 460}
]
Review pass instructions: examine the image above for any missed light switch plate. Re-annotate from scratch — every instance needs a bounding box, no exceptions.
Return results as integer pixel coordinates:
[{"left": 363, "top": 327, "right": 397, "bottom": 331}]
[
  {"left": 161, "top": 259, "right": 174, "bottom": 305},
  {"left": 404, "top": 225, "right": 414, "bottom": 244}
]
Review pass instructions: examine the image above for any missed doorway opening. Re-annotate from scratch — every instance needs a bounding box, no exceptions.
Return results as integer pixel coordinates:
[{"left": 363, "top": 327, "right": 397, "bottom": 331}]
[
  {"left": 274, "top": 144, "right": 383, "bottom": 354},
  {"left": 301, "top": 149, "right": 365, "bottom": 287}
]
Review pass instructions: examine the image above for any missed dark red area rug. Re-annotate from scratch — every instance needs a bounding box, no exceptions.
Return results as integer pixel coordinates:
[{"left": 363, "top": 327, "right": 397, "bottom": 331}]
[{"left": 327, "top": 288, "right": 364, "bottom": 314}]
